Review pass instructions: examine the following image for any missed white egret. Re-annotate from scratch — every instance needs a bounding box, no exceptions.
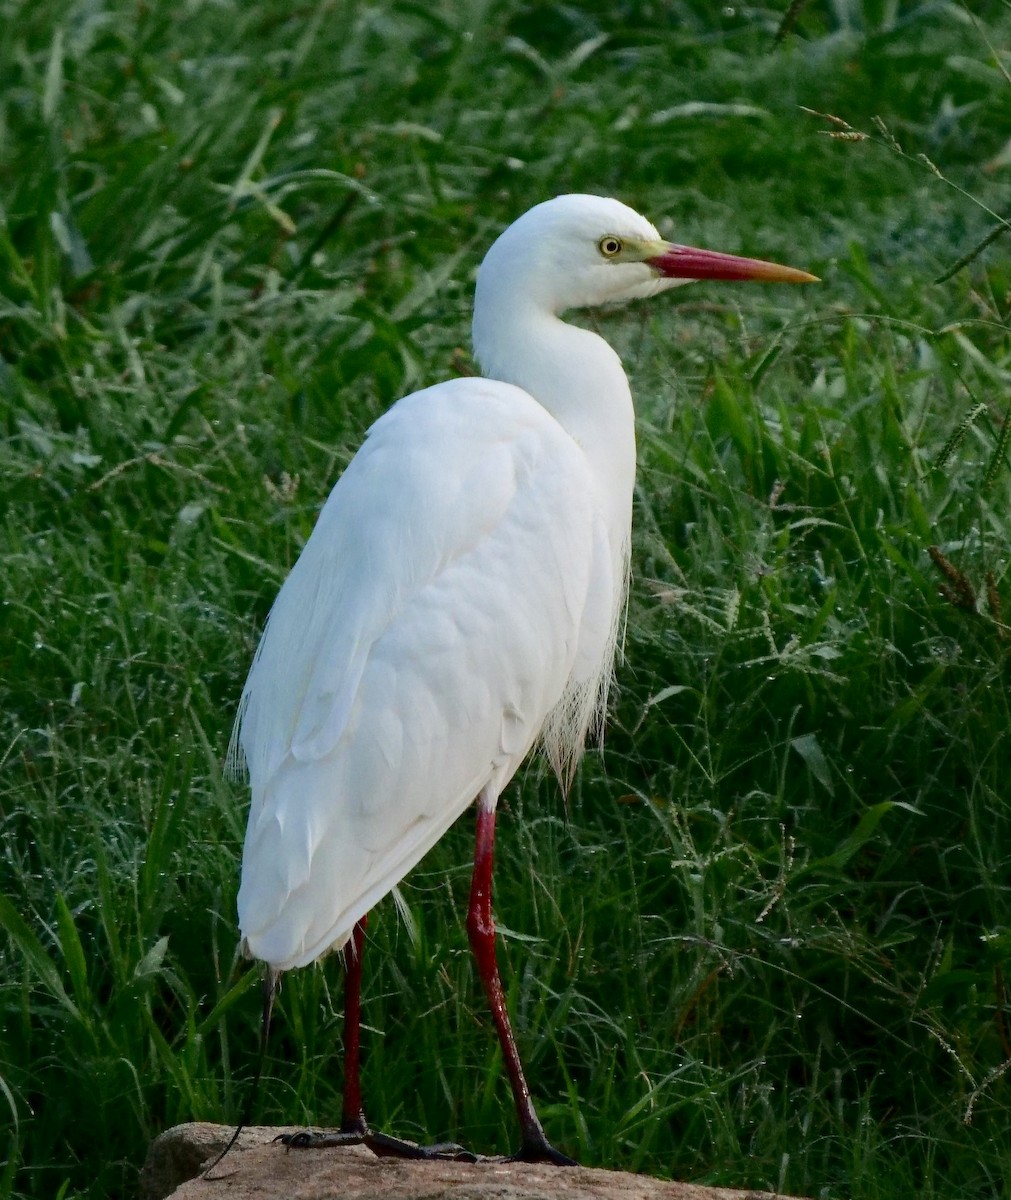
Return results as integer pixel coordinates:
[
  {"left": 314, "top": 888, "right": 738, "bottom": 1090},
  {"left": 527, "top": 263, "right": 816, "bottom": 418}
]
[{"left": 231, "top": 194, "right": 816, "bottom": 1164}]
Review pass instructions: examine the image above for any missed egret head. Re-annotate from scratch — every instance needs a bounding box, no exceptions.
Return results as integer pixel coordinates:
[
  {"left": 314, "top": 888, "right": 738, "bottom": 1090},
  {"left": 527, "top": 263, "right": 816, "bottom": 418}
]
[{"left": 475, "top": 193, "right": 817, "bottom": 317}]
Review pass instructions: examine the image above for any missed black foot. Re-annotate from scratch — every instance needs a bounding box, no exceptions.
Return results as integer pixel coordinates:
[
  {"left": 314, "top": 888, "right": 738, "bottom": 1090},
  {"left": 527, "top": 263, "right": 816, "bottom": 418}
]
[
  {"left": 275, "top": 1129, "right": 366, "bottom": 1150},
  {"left": 274, "top": 1127, "right": 477, "bottom": 1163},
  {"left": 365, "top": 1129, "right": 477, "bottom": 1162},
  {"left": 507, "top": 1137, "right": 578, "bottom": 1167}
]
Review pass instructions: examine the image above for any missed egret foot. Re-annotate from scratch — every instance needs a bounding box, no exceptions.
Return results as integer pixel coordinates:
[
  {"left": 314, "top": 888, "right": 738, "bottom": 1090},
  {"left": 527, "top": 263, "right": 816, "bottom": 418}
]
[
  {"left": 275, "top": 1129, "right": 366, "bottom": 1150},
  {"left": 365, "top": 1130, "right": 477, "bottom": 1162},
  {"left": 274, "top": 1127, "right": 477, "bottom": 1162},
  {"left": 507, "top": 1135, "right": 577, "bottom": 1167}
]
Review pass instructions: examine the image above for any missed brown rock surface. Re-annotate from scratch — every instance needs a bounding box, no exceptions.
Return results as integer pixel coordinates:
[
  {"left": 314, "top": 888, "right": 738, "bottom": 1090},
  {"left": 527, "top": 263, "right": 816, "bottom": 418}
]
[{"left": 141, "top": 1123, "right": 808, "bottom": 1200}]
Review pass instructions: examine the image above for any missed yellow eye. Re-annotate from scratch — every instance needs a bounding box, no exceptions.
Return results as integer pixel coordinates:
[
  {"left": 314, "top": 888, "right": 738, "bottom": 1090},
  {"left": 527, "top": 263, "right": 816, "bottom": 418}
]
[{"left": 598, "top": 235, "right": 623, "bottom": 258}]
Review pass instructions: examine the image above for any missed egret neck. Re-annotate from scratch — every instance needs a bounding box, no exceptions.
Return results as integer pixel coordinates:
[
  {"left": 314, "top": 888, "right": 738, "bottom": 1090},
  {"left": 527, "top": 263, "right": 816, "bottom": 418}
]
[{"left": 472, "top": 301, "right": 637, "bottom": 600}]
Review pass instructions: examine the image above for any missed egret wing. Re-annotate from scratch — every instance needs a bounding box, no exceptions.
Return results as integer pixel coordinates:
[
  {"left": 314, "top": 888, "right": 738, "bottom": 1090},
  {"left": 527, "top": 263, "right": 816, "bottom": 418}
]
[{"left": 235, "top": 377, "right": 604, "bottom": 969}]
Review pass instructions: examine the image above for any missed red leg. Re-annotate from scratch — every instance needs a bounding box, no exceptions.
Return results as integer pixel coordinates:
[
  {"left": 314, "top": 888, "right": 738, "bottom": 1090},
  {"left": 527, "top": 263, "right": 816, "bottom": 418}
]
[
  {"left": 466, "top": 803, "right": 576, "bottom": 1165},
  {"left": 341, "top": 915, "right": 368, "bottom": 1135},
  {"left": 278, "top": 912, "right": 474, "bottom": 1161}
]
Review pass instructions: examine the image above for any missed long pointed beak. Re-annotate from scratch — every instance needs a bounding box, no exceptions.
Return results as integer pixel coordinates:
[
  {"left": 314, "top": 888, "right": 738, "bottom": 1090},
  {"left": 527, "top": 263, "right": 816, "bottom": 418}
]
[{"left": 646, "top": 242, "right": 818, "bottom": 284}]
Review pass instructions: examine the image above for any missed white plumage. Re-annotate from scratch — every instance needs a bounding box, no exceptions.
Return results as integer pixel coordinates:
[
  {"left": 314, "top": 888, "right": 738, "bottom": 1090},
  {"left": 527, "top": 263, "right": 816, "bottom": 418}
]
[{"left": 235, "top": 374, "right": 612, "bottom": 968}]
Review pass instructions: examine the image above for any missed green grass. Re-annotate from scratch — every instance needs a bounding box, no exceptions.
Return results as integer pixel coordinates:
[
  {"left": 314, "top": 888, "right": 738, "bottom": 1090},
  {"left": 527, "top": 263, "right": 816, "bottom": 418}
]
[{"left": 2, "top": 0, "right": 1011, "bottom": 1196}]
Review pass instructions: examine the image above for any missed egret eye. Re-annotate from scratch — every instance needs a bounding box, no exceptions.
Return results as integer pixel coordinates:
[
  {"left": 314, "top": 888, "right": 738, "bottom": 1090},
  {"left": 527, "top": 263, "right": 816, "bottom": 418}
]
[{"left": 598, "top": 235, "right": 623, "bottom": 258}]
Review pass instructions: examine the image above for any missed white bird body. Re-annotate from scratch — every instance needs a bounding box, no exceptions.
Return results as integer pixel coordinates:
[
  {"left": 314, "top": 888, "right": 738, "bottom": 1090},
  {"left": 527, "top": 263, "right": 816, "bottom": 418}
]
[{"left": 236, "top": 375, "right": 627, "bottom": 969}]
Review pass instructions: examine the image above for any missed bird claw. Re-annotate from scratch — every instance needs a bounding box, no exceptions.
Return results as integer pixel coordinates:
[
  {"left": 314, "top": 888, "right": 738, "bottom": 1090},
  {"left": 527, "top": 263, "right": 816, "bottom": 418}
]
[
  {"left": 275, "top": 1129, "right": 366, "bottom": 1150},
  {"left": 365, "top": 1129, "right": 477, "bottom": 1162},
  {"left": 273, "top": 1125, "right": 574, "bottom": 1166},
  {"left": 273, "top": 1127, "right": 477, "bottom": 1162},
  {"left": 506, "top": 1138, "right": 578, "bottom": 1167}
]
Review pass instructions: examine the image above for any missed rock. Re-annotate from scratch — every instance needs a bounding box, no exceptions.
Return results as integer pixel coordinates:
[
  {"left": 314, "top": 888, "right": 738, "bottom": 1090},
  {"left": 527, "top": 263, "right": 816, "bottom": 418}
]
[
  {"left": 140, "top": 1124, "right": 293, "bottom": 1200},
  {"left": 141, "top": 1123, "right": 809, "bottom": 1200}
]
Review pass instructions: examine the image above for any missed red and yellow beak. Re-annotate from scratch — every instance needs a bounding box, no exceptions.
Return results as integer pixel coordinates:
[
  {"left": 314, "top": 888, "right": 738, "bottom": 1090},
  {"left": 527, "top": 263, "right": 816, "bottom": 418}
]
[{"left": 645, "top": 242, "right": 818, "bottom": 285}]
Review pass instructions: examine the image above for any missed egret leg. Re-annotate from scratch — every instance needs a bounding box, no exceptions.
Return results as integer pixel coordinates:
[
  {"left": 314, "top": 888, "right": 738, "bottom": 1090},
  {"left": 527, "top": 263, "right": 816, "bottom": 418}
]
[
  {"left": 275, "top": 917, "right": 371, "bottom": 1152},
  {"left": 277, "top": 915, "right": 476, "bottom": 1162},
  {"left": 467, "top": 802, "right": 577, "bottom": 1166},
  {"left": 341, "top": 915, "right": 368, "bottom": 1134}
]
